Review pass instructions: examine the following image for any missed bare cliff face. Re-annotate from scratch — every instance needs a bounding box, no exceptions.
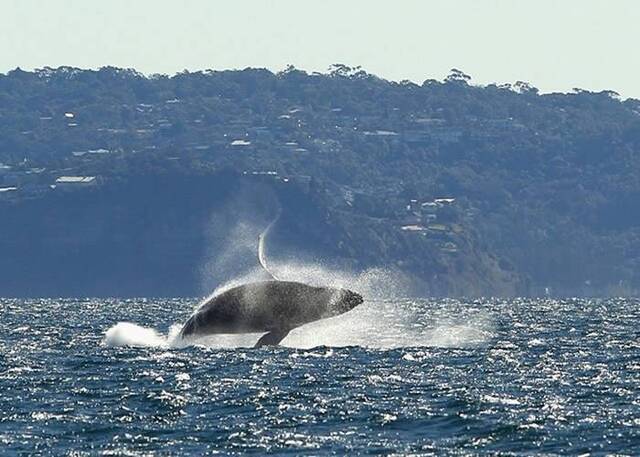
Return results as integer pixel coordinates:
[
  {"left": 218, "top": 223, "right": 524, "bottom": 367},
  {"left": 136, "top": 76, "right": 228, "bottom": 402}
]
[{"left": 0, "top": 171, "right": 523, "bottom": 298}]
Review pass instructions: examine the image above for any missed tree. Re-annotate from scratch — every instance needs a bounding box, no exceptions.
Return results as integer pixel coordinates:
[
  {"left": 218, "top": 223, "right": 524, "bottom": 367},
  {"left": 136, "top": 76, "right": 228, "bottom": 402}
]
[{"left": 445, "top": 68, "right": 471, "bottom": 84}]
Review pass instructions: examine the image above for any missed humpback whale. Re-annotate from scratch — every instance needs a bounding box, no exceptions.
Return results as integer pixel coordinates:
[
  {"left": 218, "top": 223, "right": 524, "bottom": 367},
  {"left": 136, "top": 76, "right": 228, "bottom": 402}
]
[
  {"left": 179, "top": 212, "right": 364, "bottom": 347},
  {"left": 179, "top": 280, "right": 363, "bottom": 346}
]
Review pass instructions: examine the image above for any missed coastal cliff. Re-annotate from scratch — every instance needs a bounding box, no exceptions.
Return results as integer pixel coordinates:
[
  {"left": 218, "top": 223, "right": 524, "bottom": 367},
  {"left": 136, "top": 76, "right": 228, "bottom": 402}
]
[
  {"left": 0, "top": 172, "right": 521, "bottom": 297},
  {"left": 1, "top": 66, "right": 639, "bottom": 296}
]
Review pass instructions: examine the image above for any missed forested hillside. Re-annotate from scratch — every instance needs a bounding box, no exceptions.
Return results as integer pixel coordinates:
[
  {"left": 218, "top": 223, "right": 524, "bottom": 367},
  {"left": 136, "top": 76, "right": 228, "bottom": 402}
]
[{"left": 1, "top": 65, "right": 639, "bottom": 296}]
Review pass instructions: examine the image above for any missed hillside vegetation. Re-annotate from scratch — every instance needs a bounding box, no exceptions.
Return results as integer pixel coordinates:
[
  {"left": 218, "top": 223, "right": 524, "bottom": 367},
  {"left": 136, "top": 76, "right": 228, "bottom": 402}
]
[{"left": 1, "top": 66, "right": 639, "bottom": 296}]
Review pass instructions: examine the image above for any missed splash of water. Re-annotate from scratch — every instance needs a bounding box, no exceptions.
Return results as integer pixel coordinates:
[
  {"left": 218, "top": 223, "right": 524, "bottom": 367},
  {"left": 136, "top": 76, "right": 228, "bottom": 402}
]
[
  {"left": 280, "top": 296, "right": 495, "bottom": 349},
  {"left": 103, "top": 322, "right": 166, "bottom": 348},
  {"left": 103, "top": 263, "right": 495, "bottom": 350},
  {"left": 103, "top": 322, "right": 183, "bottom": 349},
  {"left": 104, "top": 205, "right": 493, "bottom": 350},
  {"left": 198, "top": 186, "right": 280, "bottom": 295}
]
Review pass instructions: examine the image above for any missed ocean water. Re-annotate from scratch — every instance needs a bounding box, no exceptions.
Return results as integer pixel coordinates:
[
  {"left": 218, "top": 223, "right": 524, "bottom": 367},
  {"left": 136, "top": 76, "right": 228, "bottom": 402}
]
[{"left": 1, "top": 296, "right": 640, "bottom": 455}]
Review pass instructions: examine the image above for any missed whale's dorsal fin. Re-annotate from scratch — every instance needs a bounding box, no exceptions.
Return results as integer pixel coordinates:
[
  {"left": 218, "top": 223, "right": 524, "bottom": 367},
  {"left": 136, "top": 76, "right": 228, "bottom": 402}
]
[{"left": 258, "top": 210, "right": 281, "bottom": 281}]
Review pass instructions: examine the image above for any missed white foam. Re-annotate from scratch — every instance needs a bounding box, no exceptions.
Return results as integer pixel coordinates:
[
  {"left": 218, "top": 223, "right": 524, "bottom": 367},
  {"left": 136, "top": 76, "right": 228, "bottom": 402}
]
[
  {"left": 103, "top": 322, "right": 167, "bottom": 348},
  {"left": 104, "top": 299, "right": 493, "bottom": 351},
  {"left": 280, "top": 300, "right": 494, "bottom": 349},
  {"left": 425, "top": 322, "right": 494, "bottom": 348},
  {"left": 103, "top": 322, "right": 185, "bottom": 349}
]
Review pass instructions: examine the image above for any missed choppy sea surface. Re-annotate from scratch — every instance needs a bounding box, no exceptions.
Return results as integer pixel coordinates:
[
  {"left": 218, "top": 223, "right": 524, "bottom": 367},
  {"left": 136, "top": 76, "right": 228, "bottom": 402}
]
[{"left": 2, "top": 297, "right": 640, "bottom": 455}]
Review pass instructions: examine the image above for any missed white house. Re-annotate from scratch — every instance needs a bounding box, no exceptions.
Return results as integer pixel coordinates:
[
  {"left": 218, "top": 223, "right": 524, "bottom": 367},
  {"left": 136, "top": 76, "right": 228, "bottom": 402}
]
[
  {"left": 55, "top": 176, "right": 98, "bottom": 190},
  {"left": 230, "top": 139, "right": 251, "bottom": 146}
]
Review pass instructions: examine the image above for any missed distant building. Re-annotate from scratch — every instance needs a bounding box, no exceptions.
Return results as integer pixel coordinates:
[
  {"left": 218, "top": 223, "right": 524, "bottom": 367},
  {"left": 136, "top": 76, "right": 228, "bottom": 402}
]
[
  {"left": 427, "top": 224, "right": 449, "bottom": 232},
  {"left": 55, "top": 176, "right": 98, "bottom": 190},
  {"left": 401, "top": 224, "right": 427, "bottom": 232},
  {"left": 434, "top": 198, "right": 456, "bottom": 205},
  {"left": 413, "top": 117, "right": 446, "bottom": 125},
  {"left": 27, "top": 167, "right": 46, "bottom": 175},
  {"left": 408, "top": 199, "right": 420, "bottom": 212},
  {"left": 73, "top": 148, "right": 110, "bottom": 157},
  {"left": 88, "top": 148, "right": 110, "bottom": 155},
  {"left": 363, "top": 130, "right": 399, "bottom": 137},
  {"left": 248, "top": 171, "right": 277, "bottom": 176},
  {"left": 421, "top": 201, "right": 439, "bottom": 213}
]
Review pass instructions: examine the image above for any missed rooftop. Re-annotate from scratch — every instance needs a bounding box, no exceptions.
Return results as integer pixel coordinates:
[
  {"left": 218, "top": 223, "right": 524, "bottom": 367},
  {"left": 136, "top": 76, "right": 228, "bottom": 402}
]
[{"left": 55, "top": 176, "right": 96, "bottom": 184}]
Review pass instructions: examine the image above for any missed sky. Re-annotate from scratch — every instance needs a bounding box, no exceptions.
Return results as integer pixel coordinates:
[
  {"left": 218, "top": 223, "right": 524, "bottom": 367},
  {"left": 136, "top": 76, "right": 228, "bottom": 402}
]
[{"left": 2, "top": 0, "right": 639, "bottom": 98}]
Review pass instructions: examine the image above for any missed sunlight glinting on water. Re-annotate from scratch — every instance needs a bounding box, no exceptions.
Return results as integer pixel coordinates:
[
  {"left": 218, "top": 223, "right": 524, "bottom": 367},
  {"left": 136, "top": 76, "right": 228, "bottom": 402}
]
[{"left": 4, "top": 297, "right": 640, "bottom": 454}]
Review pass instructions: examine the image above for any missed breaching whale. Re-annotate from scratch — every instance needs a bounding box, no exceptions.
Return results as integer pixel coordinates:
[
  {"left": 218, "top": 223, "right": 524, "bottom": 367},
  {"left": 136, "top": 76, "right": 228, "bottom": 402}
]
[
  {"left": 178, "top": 280, "right": 363, "bottom": 346},
  {"left": 179, "top": 212, "right": 364, "bottom": 347}
]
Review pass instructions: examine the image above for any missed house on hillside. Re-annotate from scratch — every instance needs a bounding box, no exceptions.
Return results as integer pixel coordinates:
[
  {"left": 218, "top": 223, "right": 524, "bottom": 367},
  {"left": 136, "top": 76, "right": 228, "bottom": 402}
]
[
  {"left": 54, "top": 176, "right": 98, "bottom": 190},
  {"left": 421, "top": 201, "right": 439, "bottom": 213},
  {"left": 401, "top": 224, "right": 427, "bottom": 233},
  {"left": 230, "top": 139, "right": 252, "bottom": 147},
  {"left": 427, "top": 223, "right": 449, "bottom": 232}
]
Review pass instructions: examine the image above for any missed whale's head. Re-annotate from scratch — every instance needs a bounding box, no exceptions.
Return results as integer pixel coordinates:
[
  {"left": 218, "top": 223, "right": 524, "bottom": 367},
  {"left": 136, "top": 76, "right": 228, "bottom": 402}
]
[{"left": 330, "top": 288, "right": 364, "bottom": 315}]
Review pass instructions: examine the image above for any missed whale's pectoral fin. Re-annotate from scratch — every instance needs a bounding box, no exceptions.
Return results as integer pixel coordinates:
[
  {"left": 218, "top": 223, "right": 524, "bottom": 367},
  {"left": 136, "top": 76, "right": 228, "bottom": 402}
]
[{"left": 254, "top": 328, "right": 290, "bottom": 348}]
